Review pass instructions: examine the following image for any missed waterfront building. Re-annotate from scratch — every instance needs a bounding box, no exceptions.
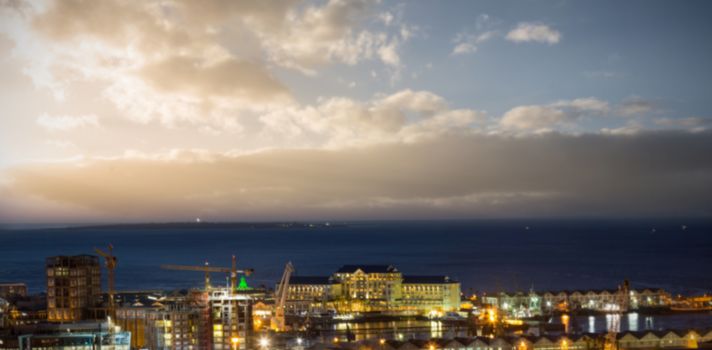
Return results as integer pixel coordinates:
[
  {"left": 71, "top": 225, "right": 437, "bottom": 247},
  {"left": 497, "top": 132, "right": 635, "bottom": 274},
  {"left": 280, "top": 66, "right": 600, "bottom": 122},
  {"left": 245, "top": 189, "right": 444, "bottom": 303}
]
[
  {"left": 114, "top": 286, "right": 264, "bottom": 350},
  {"left": 46, "top": 255, "right": 102, "bottom": 322},
  {"left": 488, "top": 286, "right": 671, "bottom": 317},
  {"left": 9, "top": 321, "right": 130, "bottom": 350},
  {"left": 401, "top": 276, "right": 460, "bottom": 313},
  {"left": 282, "top": 265, "right": 461, "bottom": 315},
  {"left": 332, "top": 265, "right": 403, "bottom": 312},
  {"left": 2, "top": 294, "right": 47, "bottom": 327},
  {"left": 703, "top": 329, "right": 712, "bottom": 343},
  {"left": 115, "top": 292, "right": 201, "bottom": 350},
  {"left": 285, "top": 276, "right": 335, "bottom": 314},
  {"left": 629, "top": 289, "right": 672, "bottom": 309},
  {"left": 0, "top": 283, "right": 28, "bottom": 299},
  {"left": 304, "top": 330, "right": 712, "bottom": 350},
  {"left": 473, "top": 337, "right": 490, "bottom": 350},
  {"left": 207, "top": 288, "right": 256, "bottom": 350}
]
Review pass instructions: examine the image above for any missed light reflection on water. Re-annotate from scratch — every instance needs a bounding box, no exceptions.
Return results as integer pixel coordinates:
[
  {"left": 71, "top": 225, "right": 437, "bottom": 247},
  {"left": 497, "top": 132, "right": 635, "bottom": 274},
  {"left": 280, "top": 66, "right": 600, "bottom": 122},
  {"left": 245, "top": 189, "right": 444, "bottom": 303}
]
[
  {"left": 320, "top": 313, "right": 712, "bottom": 341},
  {"left": 327, "top": 320, "right": 468, "bottom": 341},
  {"left": 572, "top": 313, "right": 711, "bottom": 333},
  {"left": 588, "top": 316, "right": 596, "bottom": 333},
  {"left": 645, "top": 316, "right": 654, "bottom": 329},
  {"left": 606, "top": 314, "right": 621, "bottom": 332},
  {"left": 628, "top": 313, "right": 639, "bottom": 332}
]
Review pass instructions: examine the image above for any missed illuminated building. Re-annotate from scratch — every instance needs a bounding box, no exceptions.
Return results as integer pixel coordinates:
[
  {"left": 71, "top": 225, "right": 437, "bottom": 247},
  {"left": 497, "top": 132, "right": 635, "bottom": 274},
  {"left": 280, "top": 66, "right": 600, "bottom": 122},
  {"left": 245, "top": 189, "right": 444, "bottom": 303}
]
[
  {"left": 0, "top": 283, "right": 27, "bottom": 299},
  {"left": 333, "top": 265, "right": 403, "bottom": 311},
  {"left": 401, "top": 276, "right": 461, "bottom": 312},
  {"left": 45, "top": 255, "right": 101, "bottom": 322},
  {"left": 283, "top": 265, "right": 461, "bottom": 315},
  {"left": 285, "top": 276, "right": 334, "bottom": 314},
  {"left": 207, "top": 288, "right": 255, "bottom": 350},
  {"left": 14, "top": 321, "right": 130, "bottom": 350},
  {"left": 486, "top": 285, "right": 672, "bottom": 317},
  {"left": 309, "top": 329, "right": 712, "bottom": 350},
  {"left": 115, "top": 293, "right": 201, "bottom": 350}
]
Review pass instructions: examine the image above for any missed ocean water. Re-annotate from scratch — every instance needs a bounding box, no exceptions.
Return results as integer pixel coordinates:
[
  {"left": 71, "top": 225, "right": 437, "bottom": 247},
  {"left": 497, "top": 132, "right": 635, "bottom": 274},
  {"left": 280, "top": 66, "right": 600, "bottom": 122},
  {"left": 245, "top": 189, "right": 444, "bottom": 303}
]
[{"left": 0, "top": 219, "right": 711, "bottom": 295}]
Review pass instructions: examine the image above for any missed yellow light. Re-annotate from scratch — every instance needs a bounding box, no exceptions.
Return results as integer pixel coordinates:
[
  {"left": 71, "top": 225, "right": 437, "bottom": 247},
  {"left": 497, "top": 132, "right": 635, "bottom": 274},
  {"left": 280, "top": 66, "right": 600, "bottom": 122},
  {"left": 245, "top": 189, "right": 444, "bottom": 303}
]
[
  {"left": 506, "top": 319, "right": 524, "bottom": 326},
  {"left": 380, "top": 339, "right": 386, "bottom": 345},
  {"left": 259, "top": 337, "right": 270, "bottom": 348},
  {"left": 429, "top": 344, "right": 436, "bottom": 350},
  {"left": 231, "top": 337, "right": 240, "bottom": 344},
  {"left": 333, "top": 337, "right": 339, "bottom": 343}
]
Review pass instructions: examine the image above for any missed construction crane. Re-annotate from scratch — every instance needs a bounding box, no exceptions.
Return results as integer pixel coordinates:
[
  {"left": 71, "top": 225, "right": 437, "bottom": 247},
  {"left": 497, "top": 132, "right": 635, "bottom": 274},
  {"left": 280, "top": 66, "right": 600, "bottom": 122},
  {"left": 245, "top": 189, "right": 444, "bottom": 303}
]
[
  {"left": 272, "top": 261, "right": 294, "bottom": 332},
  {"left": 94, "top": 244, "right": 117, "bottom": 318},
  {"left": 161, "top": 255, "right": 254, "bottom": 293}
]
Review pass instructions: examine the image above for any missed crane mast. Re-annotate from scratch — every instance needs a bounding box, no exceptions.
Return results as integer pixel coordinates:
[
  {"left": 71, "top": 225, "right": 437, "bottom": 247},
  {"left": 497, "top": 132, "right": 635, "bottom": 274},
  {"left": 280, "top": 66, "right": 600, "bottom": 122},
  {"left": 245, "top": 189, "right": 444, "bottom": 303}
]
[
  {"left": 161, "top": 256, "right": 254, "bottom": 293},
  {"left": 94, "top": 244, "right": 117, "bottom": 319},
  {"left": 272, "top": 261, "right": 295, "bottom": 332}
]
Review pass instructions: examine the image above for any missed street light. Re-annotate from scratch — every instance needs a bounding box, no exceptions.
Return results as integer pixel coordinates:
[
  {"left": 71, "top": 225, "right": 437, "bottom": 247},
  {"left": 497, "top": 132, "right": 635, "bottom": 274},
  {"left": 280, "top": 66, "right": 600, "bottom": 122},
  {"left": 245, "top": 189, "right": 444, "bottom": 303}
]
[
  {"left": 231, "top": 337, "right": 239, "bottom": 350},
  {"left": 259, "top": 337, "right": 270, "bottom": 348}
]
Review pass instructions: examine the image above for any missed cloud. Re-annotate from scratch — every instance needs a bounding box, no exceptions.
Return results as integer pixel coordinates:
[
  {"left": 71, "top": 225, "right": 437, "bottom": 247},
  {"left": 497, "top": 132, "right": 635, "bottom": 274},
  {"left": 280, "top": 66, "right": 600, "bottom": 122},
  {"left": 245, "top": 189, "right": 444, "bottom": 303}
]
[
  {"left": 2, "top": 131, "right": 710, "bottom": 222},
  {"left": 601, "top": 120, "right": 646, "bottom": 136},
  {"left": 499, "top": 98, "right": 609, "bottom": 132},
  {"left": 139, "top": 56, "right": 289, "bottom": 102},
  {"left": 254, "top": 0, "right": 407, "bottom": 71},
  {"left": 452, "top": 42, "right": 477, "bottom": 55},
  {"left": 258, "top": 89, "right": 486, "bottom": 147},
  {"left": 655, "top": 117, "right": 712, "bottom": 132},
  {"left": 1, "top": 0, "right": 406, "bottom": 131},
  {"left": 36, "top": 113, "right": 99, "bottom": 131},
  {"left": 451, "top": 30, "right": 498, "bottom": 55},
  {"left": 506, "top": 22, "right": 561, "bottom": 45},
  {"left": 500, "top": 105, "right": 566, "bottom": 131},
  {"left": 451, "top": 14, "right": 499, "bottom": 56},
  {"left": 617, "top": 96, "right": 656, "bottom": 116}
]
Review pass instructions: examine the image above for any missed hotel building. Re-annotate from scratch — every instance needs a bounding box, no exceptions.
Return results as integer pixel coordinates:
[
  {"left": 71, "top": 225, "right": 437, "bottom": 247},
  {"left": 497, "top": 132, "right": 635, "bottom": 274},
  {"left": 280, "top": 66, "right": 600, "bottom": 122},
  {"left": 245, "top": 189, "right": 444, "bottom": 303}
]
[{"left": 283, "top": 265, "right": 461, "bottom": 315}]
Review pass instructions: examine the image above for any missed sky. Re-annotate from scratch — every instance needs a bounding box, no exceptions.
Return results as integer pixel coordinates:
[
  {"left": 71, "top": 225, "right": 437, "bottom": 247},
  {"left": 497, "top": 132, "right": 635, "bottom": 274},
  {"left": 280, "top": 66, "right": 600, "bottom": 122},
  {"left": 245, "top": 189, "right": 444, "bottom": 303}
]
[{"left": 0, "top": 0, "right": 711, "bottom": 223}]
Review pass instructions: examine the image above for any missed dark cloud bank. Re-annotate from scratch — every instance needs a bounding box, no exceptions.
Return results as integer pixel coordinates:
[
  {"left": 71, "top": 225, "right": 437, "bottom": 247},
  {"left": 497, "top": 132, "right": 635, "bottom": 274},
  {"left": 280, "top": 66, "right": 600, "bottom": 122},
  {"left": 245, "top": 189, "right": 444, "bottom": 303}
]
[{"left": 3, "top": 131, "right": 711, "bottom": 222}]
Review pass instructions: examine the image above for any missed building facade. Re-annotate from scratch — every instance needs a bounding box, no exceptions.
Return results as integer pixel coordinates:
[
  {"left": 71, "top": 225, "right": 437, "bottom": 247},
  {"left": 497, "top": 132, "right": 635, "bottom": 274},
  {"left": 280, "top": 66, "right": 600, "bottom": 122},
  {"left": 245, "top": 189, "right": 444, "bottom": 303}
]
[
  {"left": 485, "top": 287, "right": 672, "bottom": 318},
  {"left": 283, "top": 265, "right": 461, "bottom": 315},
  {"left": 207, "top": 288, "right": 255, "bottom": 350},
  {"left": 11, "top": 321, "right": 130, "bottom": 350},
  {"left": 401, "top": 276, "right": 461, "bottom": 313},
  {"left": 46, "top": 255, "right": 102, "bottom": 322},
  {"left": 116, "top": 301, "right": 201, "bottom": 350},
  {"left": 0, "top": 283, "right": 28, "bottom": 299}
]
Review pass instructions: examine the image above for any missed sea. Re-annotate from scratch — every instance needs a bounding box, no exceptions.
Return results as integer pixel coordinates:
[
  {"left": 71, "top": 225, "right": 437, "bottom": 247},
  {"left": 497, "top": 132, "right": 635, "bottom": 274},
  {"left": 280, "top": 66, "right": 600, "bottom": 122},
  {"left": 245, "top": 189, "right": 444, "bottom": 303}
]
[
  {"left": 1, "top": 219, "right": 710, "bottom": 294},
  {"left": 1, "top": 219, "right": 711, "bottom": 335}
]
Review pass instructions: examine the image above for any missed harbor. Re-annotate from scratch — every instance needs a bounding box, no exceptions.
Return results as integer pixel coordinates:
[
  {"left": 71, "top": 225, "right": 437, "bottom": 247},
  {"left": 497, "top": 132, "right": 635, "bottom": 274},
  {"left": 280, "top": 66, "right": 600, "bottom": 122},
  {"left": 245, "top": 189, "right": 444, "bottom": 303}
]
[{"left": 1, "top": 240, "right": 711, "bottom": 350}]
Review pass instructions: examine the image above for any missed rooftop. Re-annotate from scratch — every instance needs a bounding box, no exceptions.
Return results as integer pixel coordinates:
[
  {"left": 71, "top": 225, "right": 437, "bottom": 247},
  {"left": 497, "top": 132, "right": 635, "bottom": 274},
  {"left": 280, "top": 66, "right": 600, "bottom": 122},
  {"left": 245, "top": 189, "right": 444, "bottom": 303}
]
[
  {"left": 336, "top": 265, "right": 398, "bottom": 273},
  {"left": 403, "top": 275, "right": 457, "bottom": 284}
]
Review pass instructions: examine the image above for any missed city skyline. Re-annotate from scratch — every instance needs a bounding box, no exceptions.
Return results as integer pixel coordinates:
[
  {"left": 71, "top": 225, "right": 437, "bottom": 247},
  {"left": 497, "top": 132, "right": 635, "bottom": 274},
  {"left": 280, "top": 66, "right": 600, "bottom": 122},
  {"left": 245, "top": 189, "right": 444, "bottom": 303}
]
[{"left": 1, "top": 0, "right": 711, "bottom": 223}]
